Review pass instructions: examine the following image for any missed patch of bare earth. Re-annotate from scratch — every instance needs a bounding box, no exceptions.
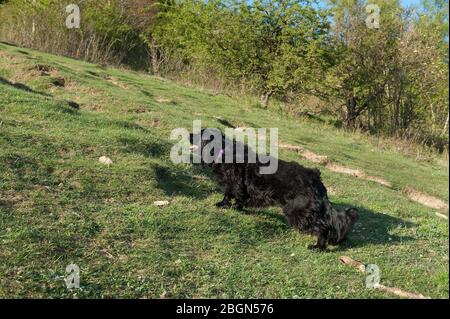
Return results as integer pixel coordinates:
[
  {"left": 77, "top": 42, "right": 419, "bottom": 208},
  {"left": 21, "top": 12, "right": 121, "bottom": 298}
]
[
  {"left": 81, "top": 104, "right": 100, "bottom": 112},
  {"left": 325, "top": 162, "right": 363, "bottom": 176},
  {"left": 0, "top": 55, "right": 78, "bottom": 94},
  {"left": 0, "top": 50, "right": 23, "bottom": 65},
  {"left": 325, "top": 163, "right": 392, "bottom": 187},
  {"left": 326, "top": 186, "right": 338, "bottom": 196},
  {"left": 137, "top": 119, "right": 161, "bottom": 129},
  {"left": 278, "top": 142, "right": 303, "bottom": 152},
  {"left": 128, "top": 106, "right": 151, "bottom": 114},
  {"left": 0, "top": 57, "right": 35, "bottom": 84},
  {"left": 0, "top": 192, "right": 24, "bottom": 211},
  {"left": 302, "top": 149, "right": 329, "bottom": 165},
  {"left": 154, "top": 96, "right": 173, "bottom": 103},
  {"left": 105, "top": 75, "right": 128, "bottom": 89},
  {"left": 278, "top": 142, "right": 392, "bottom": 188},
  {"left": 404, "top": 187, "right": 449, "bottom": 213},
  {"left": 32, "top": 64, "right": 57, "bottom": 76}
]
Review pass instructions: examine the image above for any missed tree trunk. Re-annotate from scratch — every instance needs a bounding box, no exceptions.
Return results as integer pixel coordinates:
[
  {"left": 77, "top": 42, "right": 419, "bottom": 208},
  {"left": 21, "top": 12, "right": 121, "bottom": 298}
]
[
  {"left": 345, "top": 95, "right": 358, "bottom": 128},
  {"left": 32, "top": 0, "right": 36, "bottom": 35},
  {"left": 440, "top": 112, "right": 449, "bottom": 137},
  {"left": 151, "top": 48, "right": 159, "bottom": 76},
  {"left": 149, "top": 39, "right": 161, "bottom": 76},
  {"left": 260, "top": 90, "right": 273, "bottom": 108}
]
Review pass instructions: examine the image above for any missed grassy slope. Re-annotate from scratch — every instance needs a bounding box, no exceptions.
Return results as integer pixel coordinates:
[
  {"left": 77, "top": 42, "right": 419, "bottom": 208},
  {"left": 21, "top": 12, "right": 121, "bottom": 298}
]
[{"left": 0, "top": 42, "right": 448, "bottom": 298}]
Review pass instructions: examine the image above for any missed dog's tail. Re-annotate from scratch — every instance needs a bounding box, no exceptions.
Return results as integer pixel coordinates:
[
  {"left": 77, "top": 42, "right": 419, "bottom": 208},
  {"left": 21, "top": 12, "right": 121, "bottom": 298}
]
[{"left": 323, "top": 198, "right": 359, "bottom": 245}]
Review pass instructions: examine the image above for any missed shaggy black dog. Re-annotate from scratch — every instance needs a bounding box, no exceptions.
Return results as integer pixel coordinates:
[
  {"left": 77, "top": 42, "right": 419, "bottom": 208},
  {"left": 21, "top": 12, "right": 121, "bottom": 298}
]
[{"left": 189, "top": 129, "right": 358, "bottom": 251}]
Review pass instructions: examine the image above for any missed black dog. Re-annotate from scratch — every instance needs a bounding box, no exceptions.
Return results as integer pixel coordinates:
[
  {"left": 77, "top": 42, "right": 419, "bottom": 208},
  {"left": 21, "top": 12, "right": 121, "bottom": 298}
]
[{"left": 189, "top": 129, "right": 358, "bottom": 251}]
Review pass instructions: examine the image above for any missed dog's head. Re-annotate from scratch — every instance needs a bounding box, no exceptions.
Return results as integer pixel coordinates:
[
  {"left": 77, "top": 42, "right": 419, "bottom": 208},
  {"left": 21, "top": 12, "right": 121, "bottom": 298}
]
[
  {"left": 189, "top": 128, "right": 213, "bottom": 148},
  {"left": 328, "top": 207, "right": 359, "bottom": 245},
  {"left": 188, "top": 128, "right": 225, "bottom": 165}
]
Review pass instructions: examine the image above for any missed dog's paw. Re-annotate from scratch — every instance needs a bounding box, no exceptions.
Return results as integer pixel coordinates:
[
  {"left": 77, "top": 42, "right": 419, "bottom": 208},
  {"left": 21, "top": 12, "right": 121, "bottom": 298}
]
[
  {"left": 215, "top": 201, "right": 231, "bottom": 209},
  {"left": 231, "top": 204, "right": 244, "bottom": 211},
  {"left": 307, "top": 244, "right": 327, "bottom": 252}
]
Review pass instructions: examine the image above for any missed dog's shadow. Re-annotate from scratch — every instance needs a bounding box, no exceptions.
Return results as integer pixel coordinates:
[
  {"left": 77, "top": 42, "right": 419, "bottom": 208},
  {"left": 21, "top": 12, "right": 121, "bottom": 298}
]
[
  {"left": 152, "top": 160, "right": 415, "bottom": 249},
  {"left": 240, "top": 207, "right": 290, "bottom": 229},
  {"left": 154, "top": 164, "right": 219, "bottom": 199},
  {"left": 330, "top": 202, "right": 415, "bottom": 250},
  {"left": 223, "top": 202, "right": 416, "bottom": 250},
  {"left": 0, "top": 76, "right": 52, "bottom": 97}
]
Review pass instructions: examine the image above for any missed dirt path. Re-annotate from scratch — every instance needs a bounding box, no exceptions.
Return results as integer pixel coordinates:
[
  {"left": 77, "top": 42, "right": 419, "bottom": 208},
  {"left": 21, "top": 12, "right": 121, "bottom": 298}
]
[
  {"left": 279, "top": 142, "right": 392, "bottom": 187},
  {"left": 404, "top": 187, "right": 449, "bottom": 211},
  {"left": 278, "top": 142, "right": 448, "bottom": 215}
]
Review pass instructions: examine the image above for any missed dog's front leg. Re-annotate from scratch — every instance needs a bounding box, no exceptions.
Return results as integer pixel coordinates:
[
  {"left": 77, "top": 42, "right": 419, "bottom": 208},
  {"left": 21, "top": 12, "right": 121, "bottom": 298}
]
[
  {"left": 231, "top": 201, "right": 244, "bottom": 211},
  {"left": 215, "top": 196, "right": 232, "bottom": 208},
  {"left": 308, "top": 232, "right": 328, "bottom": 251},
  {"left": 215, "top": 190, "right": 232, "bottom": 209},
  {"left": 231, "top": 188, "right": 246, "bottom": 211}
]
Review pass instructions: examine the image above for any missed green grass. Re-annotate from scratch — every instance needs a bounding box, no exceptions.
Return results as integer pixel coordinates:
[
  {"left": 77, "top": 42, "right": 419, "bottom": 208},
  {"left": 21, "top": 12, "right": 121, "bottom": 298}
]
[{"left": 0, "top": 42, "right": 448, "bottom": 298}]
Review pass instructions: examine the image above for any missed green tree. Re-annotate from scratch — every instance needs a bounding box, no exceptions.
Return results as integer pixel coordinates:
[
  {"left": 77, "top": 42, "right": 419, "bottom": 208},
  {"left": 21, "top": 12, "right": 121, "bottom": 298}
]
[
  {"left": 156, "top": 0, "right": 330, "bottom": 106},
  {"left": 323, "top": 0, "right": 448, "bottom": 149}
]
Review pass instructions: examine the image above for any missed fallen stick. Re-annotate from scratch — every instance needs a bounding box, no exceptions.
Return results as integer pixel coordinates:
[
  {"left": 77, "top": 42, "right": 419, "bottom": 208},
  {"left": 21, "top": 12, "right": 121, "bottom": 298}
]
[
  {"left": 339, "top": 256, "right": 431, "bottom": 299},
  {"left": 435, "top": 212, "right": 448, "bottom": 220},
  {"left": 375, "top": 284, "right": 430, "bottom": 299},
  {"left": 339, "top": 256, "right": 366, "bottom": 272},
  {"left": 154, "top": 200, "right": 170, "bottom": 207}
]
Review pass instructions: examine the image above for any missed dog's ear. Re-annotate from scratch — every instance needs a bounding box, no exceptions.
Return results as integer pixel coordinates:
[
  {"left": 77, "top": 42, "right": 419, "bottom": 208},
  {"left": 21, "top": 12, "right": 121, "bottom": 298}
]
[
  {"left": 328, "top": 208, "right": 358, "bottom": 245},
  {"left": 345, "top": 208, "right": 359, "bottom": 221},
  {"left": 216, "top": 118, "right": 236, "bottom": 129},
  {"left": 189, "top": 129, "right": 206, "bottom": 145}
]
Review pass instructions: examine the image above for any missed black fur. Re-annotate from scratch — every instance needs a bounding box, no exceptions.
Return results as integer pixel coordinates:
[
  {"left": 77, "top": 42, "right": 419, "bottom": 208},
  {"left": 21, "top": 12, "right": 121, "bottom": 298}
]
[{"left": 189, "top": 129, "right": 358, "bottom": 251}]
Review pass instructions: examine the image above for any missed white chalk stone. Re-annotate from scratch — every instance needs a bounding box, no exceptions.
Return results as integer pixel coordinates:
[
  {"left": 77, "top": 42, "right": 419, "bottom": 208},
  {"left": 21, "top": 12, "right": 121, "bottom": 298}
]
[
  {"left": 154, "top": 200, "right": 169, "bottom": 207},
  {"left": 99, "top": 156, "right": 113, "bottom": 166}
]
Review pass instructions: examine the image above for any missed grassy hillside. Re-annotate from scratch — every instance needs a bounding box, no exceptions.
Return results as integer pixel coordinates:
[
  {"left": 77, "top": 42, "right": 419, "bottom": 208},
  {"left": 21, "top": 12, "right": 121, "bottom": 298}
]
[{"left": 0, "top": 42, "right": 448, "bottom": 298}]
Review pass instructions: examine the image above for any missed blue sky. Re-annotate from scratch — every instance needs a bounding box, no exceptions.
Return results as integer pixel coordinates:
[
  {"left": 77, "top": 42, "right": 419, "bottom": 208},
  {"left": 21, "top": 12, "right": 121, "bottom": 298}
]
[
  {"left": 400, "top": 0, "right": 422, "bottom": 7},
  {"left": 316, "top": 1, "right": 425, "bottom": 9}
]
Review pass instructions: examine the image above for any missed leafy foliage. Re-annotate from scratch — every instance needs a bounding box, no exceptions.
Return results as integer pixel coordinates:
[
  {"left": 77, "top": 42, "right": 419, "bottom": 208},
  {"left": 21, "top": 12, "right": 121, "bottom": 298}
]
[
  {"left": 0, "top": 0, "right": 448, "bottom": 148},
  {"left": 155, "top": 0, "right": 330, "bottom": 105},
  {"left": 324, "top": 0, "right": 449, "bottom": 149}
]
